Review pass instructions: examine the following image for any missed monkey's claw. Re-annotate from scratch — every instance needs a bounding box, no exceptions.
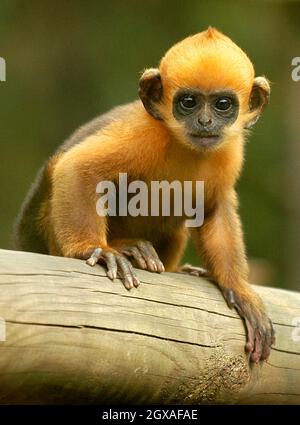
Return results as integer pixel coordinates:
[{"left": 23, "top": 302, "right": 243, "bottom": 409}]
[
  {"left": 86, "top": 247, "right": 140, "bottom": 290},
  {"left": 222, "top": 288, "right": 275, "bottom": 363},
  {"left": 117, "top": 240, "right": 165, "bottom": 273}
]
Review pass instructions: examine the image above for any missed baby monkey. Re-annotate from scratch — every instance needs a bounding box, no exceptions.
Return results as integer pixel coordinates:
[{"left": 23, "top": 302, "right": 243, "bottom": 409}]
[{"left": 15, "top": 28, "right": 275, "bottom": 362}]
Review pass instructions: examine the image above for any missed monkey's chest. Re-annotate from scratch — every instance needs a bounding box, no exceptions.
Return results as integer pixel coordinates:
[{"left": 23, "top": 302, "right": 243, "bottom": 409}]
[
  {"left": 107, "top": 214, "right": 185, "bottom": 244},
  {"left": 101, "top": 165, "right": 221, "bottom": 243}
]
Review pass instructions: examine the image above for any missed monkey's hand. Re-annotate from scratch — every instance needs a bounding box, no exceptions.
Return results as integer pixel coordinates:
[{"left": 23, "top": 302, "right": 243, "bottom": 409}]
[
  {"left": 178, "top": 265, "right": 274, "bottom": 362},
  {"left": 110, "top": 239, "right": 165, "bottom": 273},
  {"left": 85, "top": 247, "right": 140, "bottom": 290},
  {"left": 221, "top": 286, "right": 275, "bottom": 363}
]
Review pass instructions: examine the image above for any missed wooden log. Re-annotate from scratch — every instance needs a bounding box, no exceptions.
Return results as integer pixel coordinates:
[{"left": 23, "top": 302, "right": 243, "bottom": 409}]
[{"left": 0, "top": 248, "right": 299, "bottom": 404}]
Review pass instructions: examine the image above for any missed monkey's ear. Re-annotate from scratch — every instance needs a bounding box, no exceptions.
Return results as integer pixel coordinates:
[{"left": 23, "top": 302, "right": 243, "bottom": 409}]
[
  {"left": 245, "top": 76, "right": 270, "bottom": 129},
  {"left": 139, "top": 68, "right": 163, "bottom": 120}
]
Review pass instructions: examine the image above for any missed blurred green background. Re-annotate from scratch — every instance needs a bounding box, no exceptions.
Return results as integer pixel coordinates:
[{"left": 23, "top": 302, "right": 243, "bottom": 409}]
[{"left": 0, "top": 0, "right": 299, "bottom": 290}]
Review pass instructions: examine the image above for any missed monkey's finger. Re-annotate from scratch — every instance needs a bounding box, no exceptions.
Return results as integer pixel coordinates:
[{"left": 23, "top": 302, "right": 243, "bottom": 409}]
[
  {"left": 235, "top": 301, "right": 263, "bottom": 361},
  {"left": 224, "top": 292, "right": 257, "bottom": 357},
  {"left": 116, "top": 255, "right": 140, "bottom": 289},
  {"left": 261, "top": 330, "right": 272, "bottom": 361},
  {"left": 116, "top": 256, "right": 134, "bottom": 289},
  {"left": 251, "top": 329, "right": 265, "bottom": 363},
  {"left": 86, "top": 247, "right": 103, "bottom": 267},
  {"left": 122, "top": 247, "right": 147, "bottom": 270},
  {"left": 146, "top": 242, "right": 165, "bottom": 273},
  {"left": 221, "top": 288, "right": 236, "bottom": 309},
  {"left": 261, "top": 319, "right": 275, "bottom": 360},
  {"left": 136, "top": 241, "right": 158, "bottom": 272},
  {"left": 137, "top": 241, "right": 164, "bottom": 273},
  {"left": 102, "top": 252, "right": 118, "bottom": 280},
  {"left": 244, "top": 318, "right": 255, "bottom": 354},
  {"left": 243, "top": 308, "right": 273, "bottom": 362}
]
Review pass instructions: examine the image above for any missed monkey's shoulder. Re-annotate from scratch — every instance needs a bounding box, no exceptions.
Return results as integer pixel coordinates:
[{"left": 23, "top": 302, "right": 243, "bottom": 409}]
[{"left": 56, "top": 100, "right": 142, "bottom": 154}]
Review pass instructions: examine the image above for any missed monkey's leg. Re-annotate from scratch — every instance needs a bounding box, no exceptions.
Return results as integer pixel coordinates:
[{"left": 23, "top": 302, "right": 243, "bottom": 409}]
[
  {"left": 191, "top": 190, "right": 275, "bottom": 362},
  {"left": 110, "top": 239, "right": 165, "bottom": 273}
]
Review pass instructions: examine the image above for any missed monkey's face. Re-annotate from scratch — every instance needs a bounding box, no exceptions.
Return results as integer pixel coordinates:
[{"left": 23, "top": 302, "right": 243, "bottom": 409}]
[
  {"left": 139, "top": 29, "right": 270, "bottom": 151},
  {"left": 172, "top": 89, "right": 239, "bottom": 149}
]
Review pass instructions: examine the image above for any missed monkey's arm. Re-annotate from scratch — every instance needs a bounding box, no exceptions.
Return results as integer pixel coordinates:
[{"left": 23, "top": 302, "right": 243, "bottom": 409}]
[
  {"left": 156, "top": 226, "right": 189, "bottom": 272},
  {"left": 50, "top": 157, "right": 141, "bottom": 289},
  {"left": 190, "top": 189, "right": 275, "bottom": 362}
]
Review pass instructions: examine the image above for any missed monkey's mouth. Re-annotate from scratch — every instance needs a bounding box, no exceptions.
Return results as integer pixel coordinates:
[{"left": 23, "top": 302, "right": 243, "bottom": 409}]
[{"left": 188, "top": 133, "right": 221, "bottom": 147}]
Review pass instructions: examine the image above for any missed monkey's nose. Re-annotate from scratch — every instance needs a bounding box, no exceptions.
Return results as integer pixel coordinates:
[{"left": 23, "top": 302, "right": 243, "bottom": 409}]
[{"left": 198, "top": 117, "right": 213, "bottom": 127}]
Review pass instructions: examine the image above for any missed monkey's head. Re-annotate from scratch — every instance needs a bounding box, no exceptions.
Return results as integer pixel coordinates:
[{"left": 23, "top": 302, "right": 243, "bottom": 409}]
[{"left": 139, "top": 27, "right": 270, "bottom": 150}]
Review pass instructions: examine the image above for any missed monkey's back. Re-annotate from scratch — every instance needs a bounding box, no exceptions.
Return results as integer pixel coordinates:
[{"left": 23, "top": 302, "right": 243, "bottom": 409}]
[{"left": 13, "top": 102, "right": 139, "bottom": 254}]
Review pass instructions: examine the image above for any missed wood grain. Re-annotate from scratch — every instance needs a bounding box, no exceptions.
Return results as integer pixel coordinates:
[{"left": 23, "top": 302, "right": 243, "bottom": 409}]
[{"left": 0, "top": 249, "right": 299, "bottom": 404}]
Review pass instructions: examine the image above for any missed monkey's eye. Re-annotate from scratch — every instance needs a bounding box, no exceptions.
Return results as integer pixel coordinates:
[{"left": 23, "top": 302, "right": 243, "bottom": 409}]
[
  {"left": 215, "top": 97, "right": 233, "bottom": 111},
  {"left": 179, "top": 95, "right": 197, "bottom": 110}
]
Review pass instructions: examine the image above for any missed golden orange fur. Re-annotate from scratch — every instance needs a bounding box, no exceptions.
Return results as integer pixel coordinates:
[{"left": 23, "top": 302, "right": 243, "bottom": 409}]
[{"left": 15, "top": 28, "right": 274, "bottom": 362}]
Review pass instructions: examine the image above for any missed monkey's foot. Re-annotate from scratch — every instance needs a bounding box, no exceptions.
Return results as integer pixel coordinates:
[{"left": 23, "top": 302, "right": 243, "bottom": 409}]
[
  {"left": 221, "top": 287, "right": 276, "bottom": 363},
  {"left": 85, "top": 247, "right": 140, "bottom": 290},
  {"left": 111, "top": 239, "right": 165, "bottom": 273},
  {"left": 178, "top": 263, "right": 209, "bottom": 278}
]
